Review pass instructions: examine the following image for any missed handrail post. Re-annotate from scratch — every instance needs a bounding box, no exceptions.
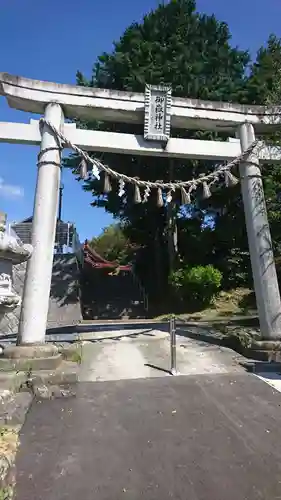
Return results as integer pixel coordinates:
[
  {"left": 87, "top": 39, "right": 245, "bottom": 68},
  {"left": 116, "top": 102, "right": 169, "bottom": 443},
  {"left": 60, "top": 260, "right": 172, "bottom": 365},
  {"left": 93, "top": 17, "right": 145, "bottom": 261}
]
[{"left": 170, "top": 316, "right": 177, "bottom": 375}]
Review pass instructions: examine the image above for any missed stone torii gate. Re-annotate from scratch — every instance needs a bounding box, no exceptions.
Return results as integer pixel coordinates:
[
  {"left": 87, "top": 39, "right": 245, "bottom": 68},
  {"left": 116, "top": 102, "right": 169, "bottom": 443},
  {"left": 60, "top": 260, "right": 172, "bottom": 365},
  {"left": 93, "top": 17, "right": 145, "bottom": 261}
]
[{"left": 1, "top": 72, "right": 281, "bottom": 353}]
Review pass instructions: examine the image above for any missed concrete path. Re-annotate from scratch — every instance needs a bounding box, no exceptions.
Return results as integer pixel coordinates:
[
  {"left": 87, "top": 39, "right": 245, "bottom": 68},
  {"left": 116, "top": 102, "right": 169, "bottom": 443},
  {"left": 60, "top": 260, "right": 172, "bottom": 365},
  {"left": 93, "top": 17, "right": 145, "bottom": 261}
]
[
  {"left": 78, "top": 326, "right": 242, "bottom": 382},
  {"left": 15, "top": 374, "right": 281, "bottom": 499},
  {"left": 13, "top": 327, "right": 281, "bottom": 499}
]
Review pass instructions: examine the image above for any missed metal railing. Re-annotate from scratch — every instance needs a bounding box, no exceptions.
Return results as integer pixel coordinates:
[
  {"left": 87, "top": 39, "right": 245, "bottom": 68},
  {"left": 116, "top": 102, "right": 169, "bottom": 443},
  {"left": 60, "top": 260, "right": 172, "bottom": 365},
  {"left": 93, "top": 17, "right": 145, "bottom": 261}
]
[
  {"left": 169, "top": 316, "right": 177, "bottom": 375},
  {"left": 71, "top": 228, "right": 84, "bottom": 265}
]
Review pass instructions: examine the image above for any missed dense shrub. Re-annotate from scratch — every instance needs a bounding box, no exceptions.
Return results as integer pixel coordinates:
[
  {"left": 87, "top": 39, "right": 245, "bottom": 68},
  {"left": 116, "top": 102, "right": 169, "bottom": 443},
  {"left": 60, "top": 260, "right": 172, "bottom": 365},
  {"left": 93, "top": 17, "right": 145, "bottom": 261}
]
[{"left": 169, "top": 265, "right": 222, "bottom": 308}]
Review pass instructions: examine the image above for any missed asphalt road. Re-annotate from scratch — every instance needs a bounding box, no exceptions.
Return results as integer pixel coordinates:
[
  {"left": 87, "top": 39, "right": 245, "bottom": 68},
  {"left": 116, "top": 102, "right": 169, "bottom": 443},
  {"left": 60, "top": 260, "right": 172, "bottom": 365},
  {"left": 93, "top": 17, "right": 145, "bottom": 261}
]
[{"left": 15, "top": 373, "right": 281, "bottom": 500}]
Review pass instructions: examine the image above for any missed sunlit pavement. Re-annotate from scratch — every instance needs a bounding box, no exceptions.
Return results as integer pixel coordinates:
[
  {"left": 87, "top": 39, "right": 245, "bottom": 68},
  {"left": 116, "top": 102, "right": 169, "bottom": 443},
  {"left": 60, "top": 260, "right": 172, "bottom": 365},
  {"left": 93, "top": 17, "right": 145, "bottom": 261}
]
[{"left": 15, "top": 372, "right": 281, "bottom": 500}]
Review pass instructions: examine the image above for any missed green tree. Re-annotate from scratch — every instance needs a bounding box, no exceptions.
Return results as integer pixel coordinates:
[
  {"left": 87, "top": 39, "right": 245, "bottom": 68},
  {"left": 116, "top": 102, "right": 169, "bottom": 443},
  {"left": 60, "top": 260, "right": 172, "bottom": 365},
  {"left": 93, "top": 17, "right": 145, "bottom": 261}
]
[
  {"left": 69, "top": 0, "right": 250, "bottom": 295},
  {"left": 247, "top": 35, "right": 281, "bottom": 273},
  {"left": 246, "top": 35, "right": 281, "bottom": 105},
  {"left": 203, "top": 34, "right": 281, "bottom": 288},
  {"left": 89, "top": 224, "right": 137, "bottom": 265}
]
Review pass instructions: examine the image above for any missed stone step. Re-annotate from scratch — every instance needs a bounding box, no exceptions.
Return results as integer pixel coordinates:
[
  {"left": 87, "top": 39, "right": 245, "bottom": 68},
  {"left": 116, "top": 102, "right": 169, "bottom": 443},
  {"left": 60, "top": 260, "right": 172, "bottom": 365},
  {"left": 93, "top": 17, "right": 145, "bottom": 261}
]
[
  {"left": 3, "top": 344, "right": 59, "bottom": 359},
  {"left": 0, "top": 362, "right": 78, "bottom": 398},
  {"left": 241, "top": 348, "right": 281, "bottom": 363},
  {"left": 0, "top": 391, "right": 33, "bottom": 427},
  {"left": 0, "top": 354, "right": 63, "bottom": 372},
  {"left": 30, "top": 361, "right": 79, "bottom": 386},
  {"left": 0, "top": 371, "right": 27, "bottom": 392},
  {"left": 241, "top": 361, "right": 281, "bottom": 373}
]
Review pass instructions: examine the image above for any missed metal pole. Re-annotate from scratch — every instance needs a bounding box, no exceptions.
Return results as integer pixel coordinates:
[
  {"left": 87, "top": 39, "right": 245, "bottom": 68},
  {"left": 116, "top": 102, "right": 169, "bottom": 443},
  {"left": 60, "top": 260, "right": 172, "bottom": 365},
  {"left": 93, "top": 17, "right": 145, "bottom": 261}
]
[
  {"left": 58, "top": 183, "right": 64, "bottom": 221},
  {"left": 56, "top": 183, "right": 64, "bottom": 254},
  {"left": 170, "top": 317, "right": 177, "bottom": 375}
]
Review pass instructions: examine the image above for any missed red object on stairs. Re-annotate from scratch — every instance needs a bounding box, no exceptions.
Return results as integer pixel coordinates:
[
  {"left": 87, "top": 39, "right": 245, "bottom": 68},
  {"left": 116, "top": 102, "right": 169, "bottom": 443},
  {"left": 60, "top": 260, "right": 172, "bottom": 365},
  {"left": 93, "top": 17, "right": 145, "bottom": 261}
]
[{"left": 83, "top": 240, "right": 132, "bottom": 272}]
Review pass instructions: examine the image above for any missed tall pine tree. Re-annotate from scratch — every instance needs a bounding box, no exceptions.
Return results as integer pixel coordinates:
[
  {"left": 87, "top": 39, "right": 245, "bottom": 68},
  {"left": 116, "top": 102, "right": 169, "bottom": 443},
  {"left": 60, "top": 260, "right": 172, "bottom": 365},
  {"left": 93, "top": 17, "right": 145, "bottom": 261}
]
[{"left": 69, "top": 0, "right": 250, "bottom": 295}]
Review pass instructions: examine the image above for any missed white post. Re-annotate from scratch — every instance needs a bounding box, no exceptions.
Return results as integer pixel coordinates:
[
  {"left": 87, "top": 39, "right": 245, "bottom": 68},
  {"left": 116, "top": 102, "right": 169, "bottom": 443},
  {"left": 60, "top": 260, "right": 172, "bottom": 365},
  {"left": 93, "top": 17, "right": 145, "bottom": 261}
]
[
  {"left": 239, "top": 122, "right": 281, "bottom": 340},
  {"left": 18, "top": 102, "right": 64, "bottom": 344}
]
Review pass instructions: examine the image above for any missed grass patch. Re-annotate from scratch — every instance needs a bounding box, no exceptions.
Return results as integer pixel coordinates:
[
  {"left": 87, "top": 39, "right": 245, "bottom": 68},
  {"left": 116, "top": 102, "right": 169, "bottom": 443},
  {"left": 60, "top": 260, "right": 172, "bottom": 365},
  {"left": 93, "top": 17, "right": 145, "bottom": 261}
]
[
  {"left": 0, "top": 426, "right": 20, "bottom": 499},
  {"left": 59, "top": 343, "right": 83, "bottom": 364},
  {"left": 68, "top": 350, "right": 82, "bottom": 364},
  {"left": 0, "top": 427, "right": 19, "bottom": 463},
  {"left": 154, "top": 288, "right": 257, "bottom": 322},
  {"left": 0, "top": 485, "right": 14, "bottom": 500}
]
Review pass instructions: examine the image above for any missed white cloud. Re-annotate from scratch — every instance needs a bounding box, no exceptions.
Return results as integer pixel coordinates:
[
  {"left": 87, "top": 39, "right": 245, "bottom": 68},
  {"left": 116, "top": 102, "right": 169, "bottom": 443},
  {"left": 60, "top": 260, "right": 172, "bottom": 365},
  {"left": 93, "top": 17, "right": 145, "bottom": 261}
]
[{"left": 0, "top": 177, "right": 24, "bottom": 199}]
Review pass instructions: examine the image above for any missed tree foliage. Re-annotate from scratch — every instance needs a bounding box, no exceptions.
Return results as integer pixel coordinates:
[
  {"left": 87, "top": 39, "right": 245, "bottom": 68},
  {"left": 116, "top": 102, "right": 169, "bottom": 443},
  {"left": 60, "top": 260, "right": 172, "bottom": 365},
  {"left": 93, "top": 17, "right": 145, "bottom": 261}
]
[
  {"left": 69, "top": 0, "right": 281, "bottom": 300},
  {"left": 89, "top": 224, "right": 137, "bottom": 265},
  {"left": 77, "top": 0, "right": 249, "bottom": 216},
  {"left": 169, "top": 264, "right": 222, "bottom": 308}
]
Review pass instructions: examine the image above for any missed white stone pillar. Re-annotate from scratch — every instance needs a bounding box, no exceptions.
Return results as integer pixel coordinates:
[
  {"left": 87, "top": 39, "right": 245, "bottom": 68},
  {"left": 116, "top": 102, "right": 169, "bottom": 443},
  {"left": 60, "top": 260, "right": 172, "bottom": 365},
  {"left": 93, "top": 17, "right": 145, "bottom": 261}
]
[
  {"left": 18, "top": 102, "right": 64, "bottom": 344},
  {"left": 239, "top": 122, "right": 281, "bottom": 340}
]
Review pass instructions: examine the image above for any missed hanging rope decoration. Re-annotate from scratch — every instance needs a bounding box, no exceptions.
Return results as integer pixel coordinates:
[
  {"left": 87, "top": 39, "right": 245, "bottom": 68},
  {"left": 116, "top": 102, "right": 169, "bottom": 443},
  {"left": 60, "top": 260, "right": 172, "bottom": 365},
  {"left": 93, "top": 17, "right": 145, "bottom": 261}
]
[
  {"left": 39, "top": 118, "right": 258, "bottom": 206},
  {"left": 157, "top": 187, "right": 164, "bottom": 207},
  {"left": 143, "top": 185, "right": 151, "bottom": 203},
  {"left": 118, "top": 179, "right": 126, "bottom": 197},
  {"left": 134, "top": 184, "right": 142, "bottom": 204},
  {"left": 103, "top": 172, "right": 112, "bottom": 193}
]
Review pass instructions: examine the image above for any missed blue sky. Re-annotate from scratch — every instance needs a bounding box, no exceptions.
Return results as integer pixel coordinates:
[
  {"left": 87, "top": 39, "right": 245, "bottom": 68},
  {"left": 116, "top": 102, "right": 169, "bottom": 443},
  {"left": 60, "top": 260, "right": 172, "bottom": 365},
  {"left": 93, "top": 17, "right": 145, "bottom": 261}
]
[{"left": 1, "top": 0, "right": 281, "bottom": 241}]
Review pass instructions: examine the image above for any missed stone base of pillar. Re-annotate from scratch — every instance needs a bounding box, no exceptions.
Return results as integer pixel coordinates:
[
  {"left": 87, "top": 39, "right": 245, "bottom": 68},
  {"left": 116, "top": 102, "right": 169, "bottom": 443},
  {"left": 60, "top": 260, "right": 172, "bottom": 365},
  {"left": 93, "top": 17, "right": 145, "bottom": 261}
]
[
  {"left": 0, "top": 344, "right": 62, "bottom": 371},
  {"left": 244, "top": 340, "right": 281, "bottom": 362},
  {"left": 4, "top": 344, "right": 58, "bottom": 358}
]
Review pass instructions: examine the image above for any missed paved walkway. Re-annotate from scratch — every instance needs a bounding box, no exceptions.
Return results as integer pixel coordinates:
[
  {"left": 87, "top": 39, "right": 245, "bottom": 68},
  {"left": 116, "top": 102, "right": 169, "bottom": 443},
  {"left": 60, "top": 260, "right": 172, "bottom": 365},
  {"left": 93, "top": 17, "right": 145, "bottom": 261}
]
[
  {"left": 15, "top": 375, "right": 281, "bottom": 499},
  {"left": 78, "top": 326, "right": 242, "bottom": 381},
  {"left": 14, "top": 328, "right": 281, "bottom": 499}
]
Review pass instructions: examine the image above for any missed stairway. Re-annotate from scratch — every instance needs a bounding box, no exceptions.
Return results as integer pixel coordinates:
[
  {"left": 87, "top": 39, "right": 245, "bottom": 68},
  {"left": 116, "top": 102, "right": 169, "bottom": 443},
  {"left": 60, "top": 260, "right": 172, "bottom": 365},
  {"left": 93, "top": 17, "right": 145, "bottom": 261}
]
[{"left": 81, "top": 268, "right": 146, "bottom": 320}]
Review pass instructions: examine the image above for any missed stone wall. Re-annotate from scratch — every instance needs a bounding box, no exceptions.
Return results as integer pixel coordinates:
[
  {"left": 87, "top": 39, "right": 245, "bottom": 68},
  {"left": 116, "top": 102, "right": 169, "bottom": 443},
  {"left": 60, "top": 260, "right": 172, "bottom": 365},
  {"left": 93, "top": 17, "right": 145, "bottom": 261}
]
[
  {"left": 1, "top": 261, "right": 26, "bottom": 335},
  {"left": 47, "top": 254, "right": 83, "bottom": 329},
  {"left": 81, "top": 267, "right": 145, "bottom": 320},
  {"left": 1, "top": 254, "right": 82, "bottom": 336}
]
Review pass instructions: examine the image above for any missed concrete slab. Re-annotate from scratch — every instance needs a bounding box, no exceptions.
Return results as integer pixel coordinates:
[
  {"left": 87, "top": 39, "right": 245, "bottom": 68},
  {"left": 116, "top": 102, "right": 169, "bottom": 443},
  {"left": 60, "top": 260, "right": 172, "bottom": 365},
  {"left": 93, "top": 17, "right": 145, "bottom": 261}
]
[
  {"left": 15, "top": 374, "right": 281, "bottom": 499},
  {"left": 78, "top": 329, "right": 242, "bottom": 382}
]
